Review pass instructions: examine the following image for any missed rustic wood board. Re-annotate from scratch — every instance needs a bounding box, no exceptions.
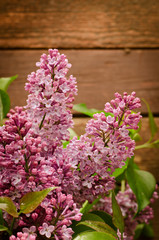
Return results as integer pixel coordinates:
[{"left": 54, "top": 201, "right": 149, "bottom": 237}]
[
  {"left": 73, "top": 117, "right": 159, "bottom": 240},
  {"left": 0, "top": 49, "right": 159, "bottom": 114},
  {"left": 0, "top": 0, "right": 159, "bottom": 48}
]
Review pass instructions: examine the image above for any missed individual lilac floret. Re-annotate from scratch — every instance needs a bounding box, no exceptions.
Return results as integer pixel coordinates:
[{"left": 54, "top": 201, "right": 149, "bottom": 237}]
[
  {"left": 39, "top": 223, "right": 54, "bottom": 238},
  {"left": 25, "top": 49, "right": 77, "bottom": 151}
]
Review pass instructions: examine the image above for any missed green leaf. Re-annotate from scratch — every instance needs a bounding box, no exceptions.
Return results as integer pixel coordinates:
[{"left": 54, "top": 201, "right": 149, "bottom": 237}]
[
  {"left": 82, "top": 213, "right": 104, "bottom": 222},
  {"left": 62, "top": 140, "right": 70, "bottom": 148},
  {"left": 77, "top": 220, "right": 117, "bottom": 237},
  {"left": 71, "top": 213, "right": 104, "bottom": 238},
  {"left": 112, "top": 158, "right": 129, "bottom": 178},
  {"left": 80, "top": 197, "right": 101, "bottom": 214},
  {"left": 0, "top": 225, "right": 9, "bottom": 232},
  {"left": 142, "top": 99, "right": 158, "bottom": 141},
  {"left": 20, "top": 187, "right": 57, "bottom": 214},
  {"left": 0, "top": 210, "right": 3, "bottom": 225},
  {"left": 68, "top": 128, "right": 78, "bottom": 138},
  {"left": 0, "top": 90, "right": 10, "bottom": 119},
  {"left": 112, "top": 191, "right": 124, "bottom": 235},
  {"left": 134, "top": 224, "right": 144, "bottom": 239},
  {"left": 73, "top": 104, "right": 101, "bottom": 117},
  {"left": 0, "top": 197, "right": 18, "bottom": 217},
  {"left": 73, "top": 104, "right": 112, "bottom": 118},
  {"left": 132, "top": 133, "right": 142, "bottom": 142},
  {"left": 152, "top": 139, "right": 159, "bottom": 148},
  {"left": 80, "top": 200, "right": 89, "bottom": 214},
  {"left": 73, "top": 231, "right": 117, "bottom": 240},
  {"left": 91, "top": 210, "right": 117, "bottom": 231},
  {"left": 0, "top": 75, "right": 17, "bottom": 92},
  {"left": 142, "top": 223, "right": 154, "bottom": 238},
  {"left": 126, "top": 159, "right": 156, "bottom": 212}
]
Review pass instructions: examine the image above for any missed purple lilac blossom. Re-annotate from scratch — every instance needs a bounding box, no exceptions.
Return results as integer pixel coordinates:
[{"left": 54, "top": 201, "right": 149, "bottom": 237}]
[
  {"left": 25, "top": 49, "right": 77, "bottom": 152},
  {"left": 66, "top": 92, "right": 142, "bottom": 205},
  {"left": 0, "top": 49, "right": 155, "bottom": 240},
  {"left": 0, "top": 50, "right": 81, "bottom": 240}
]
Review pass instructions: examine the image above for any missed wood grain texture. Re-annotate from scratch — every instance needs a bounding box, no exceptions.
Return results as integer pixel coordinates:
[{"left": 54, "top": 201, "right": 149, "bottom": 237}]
[
  {"left": 0, "top": 49, "right": 159, "bottom": 114},
  {"left": 0, "top": 0, "right": 159, "bottom": 48},
  {"left": 73, "top": 117, "right": 159, "bottom": 240}
]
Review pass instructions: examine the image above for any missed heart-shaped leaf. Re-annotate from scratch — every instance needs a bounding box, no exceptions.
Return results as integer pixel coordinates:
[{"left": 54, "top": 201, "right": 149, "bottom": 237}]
[
  {"left": 126, "top": 158, "right": 156, "bottom": 212},
  {"left": 73, "top": 231, "right": 117, "bottom": 240},
  {"left": 112, "top": 191, "right": 124, "bottom": 235},
  {"left": 77, "top": 220, "right": 117, "bottom": 237},
  {"left": 0, "top": 197, "right": 18, "bottom": 217},
  {"left": 20, "top": 187, "right": 57, "bottom": 214},
  {"left": 0, "top": 75, "right": 17, "bottom": 92}
]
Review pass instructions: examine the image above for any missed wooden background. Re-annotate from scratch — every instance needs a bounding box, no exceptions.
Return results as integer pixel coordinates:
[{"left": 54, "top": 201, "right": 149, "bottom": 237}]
[{"left": 0, "top": 1, "right": 159, "bottom": 239}]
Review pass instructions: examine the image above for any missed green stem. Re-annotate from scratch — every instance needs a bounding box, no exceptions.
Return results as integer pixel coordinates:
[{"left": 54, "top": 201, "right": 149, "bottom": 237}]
[
  {"left": 121, "top": 180, "right": 125, "bottom": 193},
  {"left": 39, "top": 113, "right": 46, "bottom": 130},
  {"left": 121, "top": 232, "right": 124, "bottom": 240},
  {"left": 135, "top": 142, "right": 153, "bottom": 150},
  {"left": 24, "top": 153, "right": 29, "bottom": 173},
  {"left": 10, "top": 217, "right": 15, "bottom": 234},
  {"left": 0, "top": 209, "right": 4, "bottom": 225}
]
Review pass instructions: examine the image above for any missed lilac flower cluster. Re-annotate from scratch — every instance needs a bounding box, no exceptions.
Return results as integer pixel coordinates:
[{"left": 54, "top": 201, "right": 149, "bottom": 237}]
[
  {"left": 96, "top": 185, "right": 158, "bottom": 240},
  {"left": 0, "top": 49, "right": 154, "bottom": 240},
  {"left": 0, "top": 50, "right": 81, "bottom": 240},
  {"left": 25, "top": 49, "right": 77, "bottom": 151},
  {"left": 66, "top": 92, "right": 142, "bottom": 204}
]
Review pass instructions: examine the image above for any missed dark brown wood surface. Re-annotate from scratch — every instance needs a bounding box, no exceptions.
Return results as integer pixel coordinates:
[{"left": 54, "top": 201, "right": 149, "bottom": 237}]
[
  {"left": 0, "top": 1, "right": 159, "bottom": 238},
  {"left": 0, "top": 49, "right": 159, "bottom": 114},
  {"left": 1, "top": 0, "right": 159, "bottom": 49},
  {"left": 74, "top": 117, "right": 159, "bottom": 240}
]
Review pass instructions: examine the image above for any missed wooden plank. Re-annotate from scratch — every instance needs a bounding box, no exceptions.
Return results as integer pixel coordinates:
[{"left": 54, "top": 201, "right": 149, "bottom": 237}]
[
  {"left": 0, "top": 0, "right": 159, "bottom": 48},
  {"left": 73, "top": 117, "right": 159, "bottom": 240},
  {"left": 0, "top": 49, "right": 159, "bottom": 114}
]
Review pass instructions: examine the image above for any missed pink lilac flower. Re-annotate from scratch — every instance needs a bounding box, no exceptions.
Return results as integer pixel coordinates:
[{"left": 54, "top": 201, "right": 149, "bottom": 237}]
[
  {"left": 25, "top": 49, "right": 77, "bottom": 152},
  {"left": 65, "top": 92, "right": 142, "bottom": 205},
  {"left": 0, "top": 49, "right": 154, "bottom": 240},
  {"left": 0, "top": 50, "right": 81, "bottom": 240},
  {"left": 0, "top": 114, "right": 81, "bottom": 238},
  {"left": 22, "top": 226, "right": 37, "bottom": 238},
  {"left": 10, "top": 232, "right": 36, "bottom": 240},
  {"left": 66, "top": 135, "right": 115, "bottom": 204},
  {"left": 85, "top": 92, "right": 142, "bottom": 170},
  {"left": 39, "top": 222, "right": 54, "bottom": 238}
]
